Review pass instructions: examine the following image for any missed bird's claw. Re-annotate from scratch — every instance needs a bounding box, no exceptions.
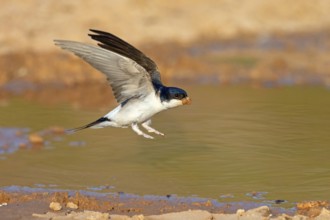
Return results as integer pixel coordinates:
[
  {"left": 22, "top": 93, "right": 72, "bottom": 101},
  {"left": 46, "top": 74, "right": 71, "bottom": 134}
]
[
  {"left": 141, "top": 120, "right": 165, "bottom": 136},
  {"left": 142, "top": 133, "right": 154, "bottom": 139},
  {"left": 144, "top": 127, "right": 164, "bottom": 136},
  {"left": 151, "top": 130, "right": 165, "bottom": 136},
  {"left": 131, "top": 123, "right": 155, "bottom": 139}
]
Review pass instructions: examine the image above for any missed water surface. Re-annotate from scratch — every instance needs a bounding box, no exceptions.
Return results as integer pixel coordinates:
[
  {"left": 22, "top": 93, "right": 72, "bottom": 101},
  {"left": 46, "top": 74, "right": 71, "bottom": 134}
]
[{"left": 1, "top": 86, "right": 330, "bottom": 204}]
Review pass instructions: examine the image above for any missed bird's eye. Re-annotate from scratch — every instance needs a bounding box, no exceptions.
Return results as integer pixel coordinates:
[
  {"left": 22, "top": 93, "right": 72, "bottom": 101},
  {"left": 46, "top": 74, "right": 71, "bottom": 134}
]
[{"left": 174, "top": 93, "right": 180, "bottom": 99}]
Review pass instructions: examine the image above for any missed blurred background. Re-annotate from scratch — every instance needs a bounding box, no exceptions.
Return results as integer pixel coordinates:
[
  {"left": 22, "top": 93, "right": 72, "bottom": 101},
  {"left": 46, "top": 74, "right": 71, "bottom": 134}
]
[
  {"left": 1, "top": 0, "right": 330, "bottom": 206},
  {"left": 1, "top": 0, "right": 330, "bottom": 97}
]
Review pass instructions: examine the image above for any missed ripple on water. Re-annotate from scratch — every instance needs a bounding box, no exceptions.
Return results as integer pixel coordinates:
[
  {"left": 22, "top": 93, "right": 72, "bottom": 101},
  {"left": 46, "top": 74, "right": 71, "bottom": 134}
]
[
  {"left": 0, "top": 126, "right": 71, "bottom": 156},
  {"left": 0, "top": 127, "right": 31, "bottom": 155}
]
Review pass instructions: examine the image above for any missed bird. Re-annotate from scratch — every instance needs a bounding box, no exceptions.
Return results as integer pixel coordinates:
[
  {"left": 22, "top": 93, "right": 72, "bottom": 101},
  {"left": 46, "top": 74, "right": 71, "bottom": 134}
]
[{"left": 54, "top": 29, "right": 191, "bottom": 139}]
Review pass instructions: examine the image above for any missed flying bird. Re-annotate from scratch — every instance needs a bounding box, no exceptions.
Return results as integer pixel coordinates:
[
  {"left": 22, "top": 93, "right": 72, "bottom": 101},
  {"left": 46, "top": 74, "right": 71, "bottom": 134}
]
[{"left": 54, "top": 29, "right": 191, "bottom": 139}]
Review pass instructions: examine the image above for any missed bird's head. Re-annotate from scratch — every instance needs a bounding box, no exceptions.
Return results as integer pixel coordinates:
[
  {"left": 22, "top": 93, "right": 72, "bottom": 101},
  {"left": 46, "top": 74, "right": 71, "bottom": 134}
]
[{"left": 160, "top": 87, "right": 191, "bottom": 109}]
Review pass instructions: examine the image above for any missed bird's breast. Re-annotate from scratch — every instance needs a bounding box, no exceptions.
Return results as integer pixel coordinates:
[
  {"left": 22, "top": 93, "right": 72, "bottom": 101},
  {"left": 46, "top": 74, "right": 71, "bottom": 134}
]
[{"left": 106, "top": 94, "right": 165, "bottom": 125}]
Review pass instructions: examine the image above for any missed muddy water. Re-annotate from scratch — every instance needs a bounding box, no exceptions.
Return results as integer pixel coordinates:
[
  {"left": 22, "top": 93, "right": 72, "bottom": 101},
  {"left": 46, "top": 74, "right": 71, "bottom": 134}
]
[{"left": 1, "top": 86, "right": 330, "bottom": 204}]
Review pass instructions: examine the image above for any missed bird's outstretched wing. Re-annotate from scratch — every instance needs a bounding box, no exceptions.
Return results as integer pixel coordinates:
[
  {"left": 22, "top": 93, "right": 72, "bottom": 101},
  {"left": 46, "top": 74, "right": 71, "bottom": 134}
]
[{"left": 54, "top": 30, "right": 162, "bottom": 103}]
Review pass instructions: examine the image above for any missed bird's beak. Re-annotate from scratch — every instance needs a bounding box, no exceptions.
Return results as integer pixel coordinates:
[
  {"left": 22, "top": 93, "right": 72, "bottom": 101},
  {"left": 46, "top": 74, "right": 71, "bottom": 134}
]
[{"left": 182, "top": 97, "right": 192, "bottom": 105}]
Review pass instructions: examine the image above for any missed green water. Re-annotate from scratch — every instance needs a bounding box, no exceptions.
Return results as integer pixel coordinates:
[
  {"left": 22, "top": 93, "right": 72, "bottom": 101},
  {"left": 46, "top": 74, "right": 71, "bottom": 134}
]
[{"left": 1, "top": 85, "right": 330, "bottom": 203}]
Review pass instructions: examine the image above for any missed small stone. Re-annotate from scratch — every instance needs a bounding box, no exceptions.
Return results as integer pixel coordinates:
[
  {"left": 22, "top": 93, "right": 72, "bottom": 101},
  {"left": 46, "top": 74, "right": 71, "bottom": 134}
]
[
  {"left": 69, "top": 211, "right": 110, "bottom": 220},
  {"left": 205, "top": 200, "right": 213, "bottom": 207},
  {"left": 315, "top": 208, "right": 330, "bottom": 220},
  {"left": 49, "top": 202, "right": 62, "bottom": 211},
  {"left": 236, "top": 209, "right": 245, "bottom": 216},
  {"left": 66, "top": 201, "right": 78, "bottom": 209},
  {"left": 245, "top": 205, "right": 270, "bottom": 217},
  {"left": 278, "top": 213, "right": 293, "bottom": 220},
  {"left": 275, "top": 199, "right": 286, "bottom": 204},
  {"left": 28, "top": 134, "right": 44, "bottom": 145}
]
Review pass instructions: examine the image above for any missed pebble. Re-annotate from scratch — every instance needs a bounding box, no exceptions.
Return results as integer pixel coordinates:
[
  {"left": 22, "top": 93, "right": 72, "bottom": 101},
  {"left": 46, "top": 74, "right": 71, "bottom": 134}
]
[
  {"left": 316, "top": 208, "right": 330, "bottom": 220},
  {"left": 34, "top": 211, "right": 110, "bottom": 220},
  {"left": 49, "top": 202, "right": 62, "bottom": 211},
  {"left": 66, "top": 202, "right": 78, "bottom": 209},
  {"left": 236, "top": 209, "right": 245, "bottom": 216},
  {"left": 28, "top": 134, "right": 44, "bottom": 145},
  {"left": 0, "top": 202, "right": 7, "bottom": 207}
]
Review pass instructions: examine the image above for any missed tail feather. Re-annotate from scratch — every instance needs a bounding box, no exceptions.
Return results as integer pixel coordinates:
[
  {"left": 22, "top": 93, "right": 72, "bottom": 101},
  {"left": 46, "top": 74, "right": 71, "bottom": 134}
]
[{"left": 66, "top": 117, "right": 110, "bottom": 133}]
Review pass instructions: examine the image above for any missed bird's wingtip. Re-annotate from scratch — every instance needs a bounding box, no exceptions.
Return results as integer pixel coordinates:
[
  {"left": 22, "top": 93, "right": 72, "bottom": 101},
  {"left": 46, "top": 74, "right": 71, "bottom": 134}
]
[
  {"left": 89, "top": 29, "right": 106, "bottom": 35},
  {"left": 53, "top": 39, "right": 67, "bottom": 47}
]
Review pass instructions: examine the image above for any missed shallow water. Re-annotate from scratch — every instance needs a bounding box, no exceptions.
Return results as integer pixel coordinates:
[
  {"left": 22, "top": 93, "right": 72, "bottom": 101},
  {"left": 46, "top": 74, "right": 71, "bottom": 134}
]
[{"left": 1, "top": 85, "right": 330, "bottom": 204}]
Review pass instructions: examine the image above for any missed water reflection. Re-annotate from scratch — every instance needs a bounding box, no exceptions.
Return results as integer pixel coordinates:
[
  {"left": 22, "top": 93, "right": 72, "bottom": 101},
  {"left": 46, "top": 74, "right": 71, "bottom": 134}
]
[{"left": 0, "top": 86, "right": 330, "bottom": 203}]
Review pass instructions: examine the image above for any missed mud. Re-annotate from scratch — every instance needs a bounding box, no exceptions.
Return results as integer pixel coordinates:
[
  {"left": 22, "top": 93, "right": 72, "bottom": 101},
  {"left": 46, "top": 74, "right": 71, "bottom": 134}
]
[{"left": 0, "top": 190, "right": 329, "bottom": 219}]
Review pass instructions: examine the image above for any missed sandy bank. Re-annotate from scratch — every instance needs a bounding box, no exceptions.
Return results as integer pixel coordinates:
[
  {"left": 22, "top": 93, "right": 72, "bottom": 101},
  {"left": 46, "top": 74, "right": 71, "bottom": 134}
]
[
  {"left": 1, "top": 191, "right": 329, "bottom": 220},
  {"left": 1, "top": 0, "right": 330, "bottom": 53}
]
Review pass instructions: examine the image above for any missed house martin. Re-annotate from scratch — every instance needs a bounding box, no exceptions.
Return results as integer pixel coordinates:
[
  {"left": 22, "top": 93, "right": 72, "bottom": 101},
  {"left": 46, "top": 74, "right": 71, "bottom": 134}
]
[{"left": 54, "top": 29, "right": 191, "bottom": 139}]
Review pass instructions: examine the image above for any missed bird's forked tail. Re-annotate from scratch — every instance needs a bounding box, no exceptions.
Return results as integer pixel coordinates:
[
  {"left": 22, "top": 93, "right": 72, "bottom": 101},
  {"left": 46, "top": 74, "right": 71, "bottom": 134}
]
[{"left": 66, "top": 117, "right": 111, "bottom": 133}]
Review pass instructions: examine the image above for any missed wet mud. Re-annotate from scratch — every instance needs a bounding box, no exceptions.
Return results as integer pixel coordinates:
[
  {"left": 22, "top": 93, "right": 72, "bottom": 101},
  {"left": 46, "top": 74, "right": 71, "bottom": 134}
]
[{"left": 0, "top": 190, "right": 329, "bottom": 219}]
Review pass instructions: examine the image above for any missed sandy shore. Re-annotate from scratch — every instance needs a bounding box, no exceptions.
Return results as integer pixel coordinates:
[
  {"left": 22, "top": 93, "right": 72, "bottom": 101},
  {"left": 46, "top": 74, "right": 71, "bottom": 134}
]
[
  {"left": 1, "top": 0, "right": 330, "bottom": 53},
  {"left": 0, "top": 190, "right": 329, "bottom": 220}
]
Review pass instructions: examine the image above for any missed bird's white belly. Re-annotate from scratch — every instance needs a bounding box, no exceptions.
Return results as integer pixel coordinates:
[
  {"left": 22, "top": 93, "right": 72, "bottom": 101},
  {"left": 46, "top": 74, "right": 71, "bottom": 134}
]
[
  {"left": 117, "top": 106, "right": 156, "bottom": 124},
  {"left": 105, "top": 94, "right": 164, "bottom": 126}
]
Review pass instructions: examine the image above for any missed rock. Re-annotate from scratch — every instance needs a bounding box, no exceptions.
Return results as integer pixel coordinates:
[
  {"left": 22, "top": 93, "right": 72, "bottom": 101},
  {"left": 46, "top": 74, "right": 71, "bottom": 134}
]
[
  {"left": 49, "top": 202, "right": 62, "bottom": 211},
  {"left": 214, "top": 206, "right": 271, "bottom": 220},
  {"left": 67, "top": 211, "right": 109, "bottom": 220},
  {"left": 315, "top": 208, "right": 330, "bottom": 220},
  {"left": 66, "top": 202, "right": 78, "bottom": 209},
  {"left": 145, "top": 210, "right": 212, "bottom": 220},
  {"left": 213, "top": 213, "right": 239, "bottom": 220},
  {"left": 33, "top": 211, "right": 109, "bottom": 220},
  {"left": 28, "top": 133, "right": 44, "bottom": 145},
  {"left": 236, "top": 209, "right": 245, "bottom": 216},
  {"left": 205, "top": 200, "right": 213, "bottom": 207},
  {"left": 110, "top": 214, "right": 135, "bottom": 220},
  {"left": 245, "top": 206, "right": 270, "bottom": 217}
]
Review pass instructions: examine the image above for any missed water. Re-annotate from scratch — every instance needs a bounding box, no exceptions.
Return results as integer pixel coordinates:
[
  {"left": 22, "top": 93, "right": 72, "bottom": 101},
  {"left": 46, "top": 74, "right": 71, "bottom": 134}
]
[{"left": 1, "top": 85, "right": 330, "bottom": 204}]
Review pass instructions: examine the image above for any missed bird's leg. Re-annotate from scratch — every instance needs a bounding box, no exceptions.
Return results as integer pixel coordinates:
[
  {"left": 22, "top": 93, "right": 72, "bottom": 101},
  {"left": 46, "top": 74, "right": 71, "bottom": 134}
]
[
  {"left": 131, "top": 123, "right": 154, "bottom": 139},
  {"left": 142, "top": 120, "right": 165, "bottom": 136}
]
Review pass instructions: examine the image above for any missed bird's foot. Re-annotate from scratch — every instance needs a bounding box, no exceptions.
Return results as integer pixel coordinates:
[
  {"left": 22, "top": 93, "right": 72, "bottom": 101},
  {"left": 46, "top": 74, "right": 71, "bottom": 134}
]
[
  {"left": 141, "top": 133, "right": 154, "bottom": 139},
  {"left": 131, "top": 123, "right": 154, "bottom": 139},
  {"left": 144, "top": 127, "right": 164, "bottom": 136},
  {"left": 142, "top": 120, "right": 165, "bottom": 136}
]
